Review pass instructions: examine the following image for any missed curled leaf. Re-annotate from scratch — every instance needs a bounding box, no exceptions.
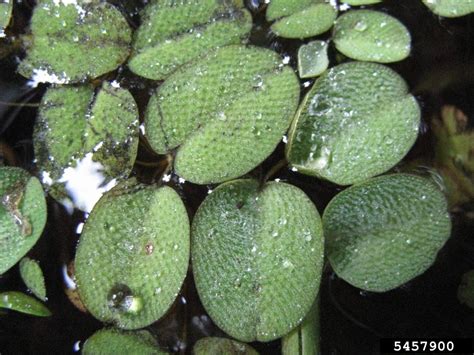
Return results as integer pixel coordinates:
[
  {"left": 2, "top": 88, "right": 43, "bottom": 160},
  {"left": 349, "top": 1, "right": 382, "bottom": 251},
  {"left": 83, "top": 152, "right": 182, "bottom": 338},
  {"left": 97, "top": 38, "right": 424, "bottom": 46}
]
[
  {"left": 324, "top": 174, "right": 451, "bottom": 292},
  {"left": 192, "top": 180, "right": 324, "bottom": 341},
  {"left": 0, "top": 291, "right": 51, "bottom": 317},
  {"left": 19, "top": 257, "right": 47, "bottom": 301}
]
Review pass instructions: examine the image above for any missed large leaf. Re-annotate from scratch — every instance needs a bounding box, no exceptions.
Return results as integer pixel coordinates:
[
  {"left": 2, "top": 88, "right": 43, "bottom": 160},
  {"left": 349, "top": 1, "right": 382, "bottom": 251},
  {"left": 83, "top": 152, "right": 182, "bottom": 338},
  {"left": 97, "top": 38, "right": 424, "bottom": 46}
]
[
  {"left": 192, "top": 180, "right": 324, "bottom": 342},
  {"left": 0, "top": 167, "right": 47, "bottom": 274},
  {"left": 19, "top": 257, "right": 47, "bottom": 301},
  {"left": 82, "top": 328, "right": 166, "bottom": 355},
  {"left": 334, "top": 10, "right": 411, "bottom": 63},
  {"left": 422, "top": 0, "right": 474, "bottom": 17},
  {"left": 323, "top": 174, "right": 451, "bottom": 292},
  {"left": 75, "top": 180, "right": 190, "bottom": 329},
  {"left": 286, "top": 61, "right": 420, "bottom": 186},
  {"left": 128, "top": 0, "right": 252, "bottom": 80},
  {"left": 35, "top": 82, "right": 139, "bottom": 212},
  {"left": 194, "top": 337, "right": 259, "bottom": 355},
  {"left": 18, "top": 0, "right": 131, "bottom": 83},
  {"left": 145, "top": 45, "right": 299, "bottom": 184},
  {"left": 0, "top": 291, "right": 51, "bottom": 317}
]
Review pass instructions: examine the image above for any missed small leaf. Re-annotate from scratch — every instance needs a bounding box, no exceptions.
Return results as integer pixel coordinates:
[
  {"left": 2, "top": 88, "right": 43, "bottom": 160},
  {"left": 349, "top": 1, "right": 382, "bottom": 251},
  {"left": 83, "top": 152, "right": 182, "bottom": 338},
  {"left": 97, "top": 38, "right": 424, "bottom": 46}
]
[
  {"left": 268, "top": 1, "right": 337, "bottom": 39},
  {"left": 458, "top": 270, "right": 474, "bottom": 309},
  {"left": 194, "top": 337, "right": 259, "bottom": 355},
  {"left": 334, "top": 10, "right": 411, "bottom": 63},
  {"left": 192, "top": 180, "right": 324, "bottom": 342},
  {"left": 19, "top": 257, "right": 47, "bottom": 301},
  {"left": 82, "top": 328, "right": 166, "bottom": 355},
  {"left": 298, "top": 41, "right": 329, "bottom": 78},
  {"left": 323, "top": 173, "right": 451, "bottom": 292},
  {"left": 422, "top": 0, "right": 474, "bottom": 18},
  {"left": 35, "top": 82, "right": 139, "bottom": 212},
  {"left": 286, "top": 61, "right": 420, "bottom": 186},
  {"left": 75, "top": 179, "right": 190, "bottom": 329},
  {"left": 0, "top": 0, "right": 13, "bottom": 35},
  {"left": 145, "top": 45, "right": 299, "bottom": 184},
  {"left": 129, "top": 0, "right": 252, "bottom": 80},
  {"left": 0, "top": 167, "right": 47, "bottom": 274},
  {"left": 341, "top": 0, "right": 382, "bottom": 5},
  {"left": 0, "top": 291, "right": 51, "bottom": 317},
  {"left": 18, "top": 0, "right": 132, "bottom": 83}
]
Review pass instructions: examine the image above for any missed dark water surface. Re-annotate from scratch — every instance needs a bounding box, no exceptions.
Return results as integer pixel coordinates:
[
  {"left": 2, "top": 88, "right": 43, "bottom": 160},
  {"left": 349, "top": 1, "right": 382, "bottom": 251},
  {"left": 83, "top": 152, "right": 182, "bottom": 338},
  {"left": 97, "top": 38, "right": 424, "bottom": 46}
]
[{"left": 1, "top": 0, "right": 474, "bottom": 354}]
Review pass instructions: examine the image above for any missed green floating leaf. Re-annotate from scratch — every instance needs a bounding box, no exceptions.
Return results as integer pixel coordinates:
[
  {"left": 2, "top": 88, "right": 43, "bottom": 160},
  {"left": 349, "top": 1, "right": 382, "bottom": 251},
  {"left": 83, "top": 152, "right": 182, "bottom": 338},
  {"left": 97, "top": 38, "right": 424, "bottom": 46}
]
[
  {"left": 334, "top": 10, "right": 411, "bottom": 63},
  {"left": 282, "top": 296, "right": 320, "bottom": 355},
  {"left": 422, "top": 0, "right": 474, "bottom": 18},
  {"left": 458, "top": 270, "right": 474, "bottom": 309},
  {"left": 128, "top": 0, "right": 252, "bottom": 80},
  {"left": 342, "top": 0, "right": 382, "bottom": 5},
  {"left": 18, "top": 0, "right": 131, "bottom": 83},
  {"left": 324, "top": 174, "right": 451, "bottom": 292},
  {"left": 35, "top": 82, "right": 139, "bottom": 212},
  {"left": 83, "top": 328, "right": 166, "bottom": 355},
  {"left": 192, "top": 180, "right": 324, "bottom": 342},
  {"left": 145, "top": 45, "right": 299, "bottom": 184},
  {"left": 0, "top": 167, "right": 47, "bottom": 274},
  {"left": 194, "top": 337, "right": 259, "bottom": 355},
  {"left": 0, "top": 0, "right": 13, "bottom": 36},
  {"left": 298, "top": 41, "right": 329, "bottom": 78},
  {"left": 267, "top": 0, "right": 337, "bottom": 39},
  {"left": 0, "top": 291, "right": 51, "bottom": 317},
  {"left": 19, "top": 257, "right": 47, "bottom": 301},
  {"left": 75, "top": 180, "right": 190, "bottom": 329},
  {"left": 286, "top": 61, "right": 420, "bottom": 186}
]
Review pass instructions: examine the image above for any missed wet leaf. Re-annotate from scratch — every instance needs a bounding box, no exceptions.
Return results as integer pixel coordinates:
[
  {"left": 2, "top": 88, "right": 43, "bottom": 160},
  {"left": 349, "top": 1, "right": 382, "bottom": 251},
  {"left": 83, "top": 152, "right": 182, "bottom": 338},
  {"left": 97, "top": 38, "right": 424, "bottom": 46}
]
[
  {"left": 0, "top": 167, "right": 47, "bottom": 274},
  {"left": 458, "top": 270, "right": 474, "bottom": 309},
  {"left": 34, "top": 82, "right": 139, "bottom": 212},
  {"left": 19, "top": 257, "right": 47, "bottom": 301},
  {"left": 128, "top": 0, "right": 252, "bottom": 80},
  {"left": 83, "top": 328, "right": 166, "bottom": 354},
  {"left": 422, "top": 0, "right": 474, "bottom": 18},
  {"left": 0, "top": 0, "right": 12, "bottom": 36},
  {"left": 0, "top": 291, "right": 51, "bottom": 316},
  {"left": 323, "top": 173, "right": 451, "bottom": 292},
  {"left": 18, "top": 0, "right": 132, "bottom": 83},
  {"left": 192, "top": 180, "right": 324, "bottom": 342},
  {"left": 298, "top": 41, "right": 329, "bottom": 78},
  {"left": 267, "top": 0, "right": 337, "bottom": 39},
  {"left": 342, "top": 0, "right": 382, "bottom": 5},
  {"left": 334, "top": 10, "right": 411, "bottom": 63},
  {"left": 194, "top": 337, "right": 259, "bottom": 355},
  {"left": 286, "top": 62, "right": 420, "bottom": 186},
  {"left": 75, "top": 179, "right": 190, "bottom": 329},
  {"left": 145, "top": 45, "right": 299, "bottom": 184}
]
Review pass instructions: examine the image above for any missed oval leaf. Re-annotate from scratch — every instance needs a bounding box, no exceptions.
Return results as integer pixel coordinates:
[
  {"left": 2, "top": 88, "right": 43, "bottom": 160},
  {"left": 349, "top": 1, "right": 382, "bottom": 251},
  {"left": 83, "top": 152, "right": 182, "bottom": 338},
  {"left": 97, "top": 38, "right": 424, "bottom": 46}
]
[
  {"left": 128, "top": 0, "right": 252, "bottom": 80},
  {"left": 323, "top": 173, "right": 451, "bottom": 292},
  {"left": 298, "top": 40, "right": 329, "bottom": 78},
  {"left": 0, "top": 167, "right": 47, "bottom": 274},
  {"left": 286, "top": 61, "right": 420, "bottom": 186},
  {"left": 192, "top": 180, "right": 324, "bottom": 341},
  {"left": 35, "top": 82, "right": 139, "bottom": 212},
  {"left": 422, "top": 0, "right": 474, "bottom": 18},
  {"left": 194, "top": 337, "right": 259, "bottom": 355},
  {"left": 75, "top": 180, "right": 190, "bottom": 329},
  {"left": 145, "top": 45, "right": 299, "bottom": 184},
  {"left": 18, "top": 0, "right": 131, "bottom": 83},
  {"left": 334, "top": 10, "right": 411, "bottom": 63},
  {"left": 19, "top": 257, "right": 47, "bottom": 301},
  {"left": 83, "top": 328, "right": 166, "bottom": 355},
  {"left": 0, "top": 291, "right": 51, "bottom": 317}
]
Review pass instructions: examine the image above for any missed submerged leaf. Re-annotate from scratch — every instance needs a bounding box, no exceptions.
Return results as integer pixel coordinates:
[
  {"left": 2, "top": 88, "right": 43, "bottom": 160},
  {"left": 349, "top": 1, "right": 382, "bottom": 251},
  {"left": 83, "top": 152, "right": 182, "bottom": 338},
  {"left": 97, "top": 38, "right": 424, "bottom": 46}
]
[
  {"left": 0, "top": 167, "right": 47, "bottom": 274},
  {"left": 34, "top": 82, "right": 139, "bottom": 212},
  {"left": 458, "top": 270, "right": 474, "bottom": 309},
  {"left": 0, "top": 0, "right": 12, "bottom": 36},
  {"left": 324, "top": 174, "right": 451, "bottom": 292},
  {"left": 298, "top": 41, "right": 329, "bottom": 78},
  {"left": 75, "top": 180, "right": 190, "bottom": 329},
  {"left": 83, "top": 328, "right": 166, "bottom": 355},
  {"left": 194, "top": 337, "right": 259, "bottom": 355},
  {"left": 422, "top": 0, "right": 474, "bottom": 18},
  {"left": 19, "top": 257, "right": 47, "bottom": 301},
  {"left": 18, "top": 0, "right": 131, "bottom": 83},
  {"left": 145, "top": 45, "right": 299, "bottom": 184},
  {"left": 286, "top": 61, "right": 420, "bottom": 185},
  {"left": 334, "top": 10, "right": 411, "bottom": 63},
  {"left": 0, "top": 291, "right": 51, "bottom": 316},
  {"left": 129, "top": 0, "right": 252, "bottom": 80},
  {"left": 192, "top": 180, "right": 324, "bottom": 342}
]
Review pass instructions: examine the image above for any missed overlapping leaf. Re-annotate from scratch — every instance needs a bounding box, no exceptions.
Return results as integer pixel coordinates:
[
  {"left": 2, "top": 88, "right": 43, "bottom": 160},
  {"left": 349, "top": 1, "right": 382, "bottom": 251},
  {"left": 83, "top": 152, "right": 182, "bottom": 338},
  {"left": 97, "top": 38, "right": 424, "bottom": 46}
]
[
  {"left": 19, "top": 257, "right": 47, "bottom": 301},
  {"left": 422, "top": 0, "right": 474, "bottom": 17}
]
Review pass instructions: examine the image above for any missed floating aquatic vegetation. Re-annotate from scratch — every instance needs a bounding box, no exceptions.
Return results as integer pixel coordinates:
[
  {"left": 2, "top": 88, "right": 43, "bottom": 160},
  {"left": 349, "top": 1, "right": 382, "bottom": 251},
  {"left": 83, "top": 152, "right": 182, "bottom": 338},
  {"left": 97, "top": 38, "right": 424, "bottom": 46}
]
[
  {"left": 0, "top": 291, "right": 51, "bottom": 317},
  {"left": 194, "top": 337, "right": 259, "bottom": 355},
  {"left": 0, "top": 0, "right": 12, "bottom": 37},
  {"left": 297, "top": 41, "right": 329, "bottom": 78},
  {"left": 19, "top": 257, "right": 47, "bottom": 301},
  {"left": 422, "top": 0, "right": 474, "bottom": 18}
]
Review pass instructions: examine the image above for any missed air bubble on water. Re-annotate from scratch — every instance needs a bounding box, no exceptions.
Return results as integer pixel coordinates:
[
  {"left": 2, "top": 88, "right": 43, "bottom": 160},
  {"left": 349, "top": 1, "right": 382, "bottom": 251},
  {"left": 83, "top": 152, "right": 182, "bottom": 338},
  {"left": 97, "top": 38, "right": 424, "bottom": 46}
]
[
  {"left": 108, "top": 284, "right": 142, "bottom": 314},
  {"left": 75, "top": 222, "right": 84, "bottom": 234}
]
